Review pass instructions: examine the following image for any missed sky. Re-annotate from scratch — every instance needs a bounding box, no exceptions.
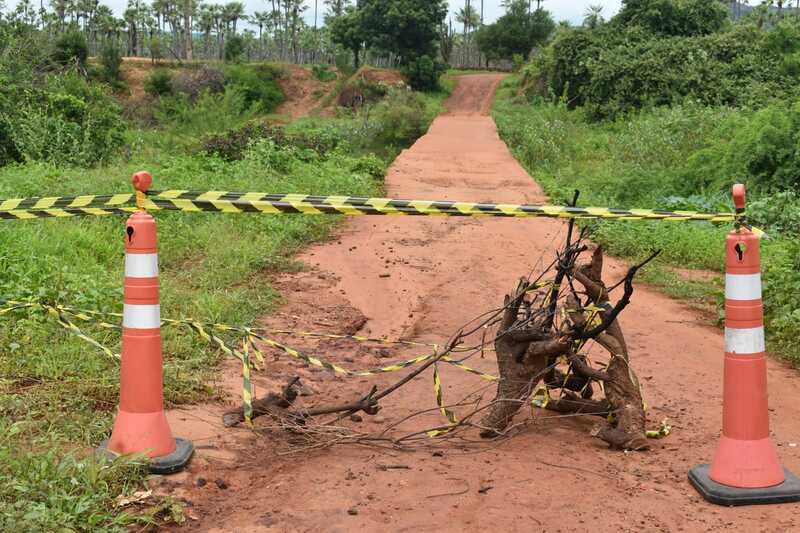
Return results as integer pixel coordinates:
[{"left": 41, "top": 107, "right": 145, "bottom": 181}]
[{"left": 5, "top": 0, "right": 624, "bottom": 27}]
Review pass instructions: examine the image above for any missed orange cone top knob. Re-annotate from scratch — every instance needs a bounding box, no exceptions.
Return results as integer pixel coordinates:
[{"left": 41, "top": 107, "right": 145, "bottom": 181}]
[
  {"left": 733, "top": 184, "right": 746, "bottom": 213},
  {"left": 132, "top": 171, "right": 152, "bottom": 193}
]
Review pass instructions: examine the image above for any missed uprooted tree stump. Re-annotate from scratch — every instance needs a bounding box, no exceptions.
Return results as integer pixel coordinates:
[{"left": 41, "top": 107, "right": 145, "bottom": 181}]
[
  {"left": 222, "top": 208, "right": 660, "bottom": 453},
  {"left": 479, "top": 245, "right": 655, "bottom": 451}
]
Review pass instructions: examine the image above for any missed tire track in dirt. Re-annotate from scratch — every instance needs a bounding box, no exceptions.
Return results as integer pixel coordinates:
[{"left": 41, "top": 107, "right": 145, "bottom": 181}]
[{"left": 167, "top": 75, "right": 800, "bottom": 532}]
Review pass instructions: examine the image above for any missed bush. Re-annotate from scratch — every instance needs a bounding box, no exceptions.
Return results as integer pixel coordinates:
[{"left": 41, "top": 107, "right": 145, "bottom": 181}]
[
  {"left": 153, "top": 87, "right": 257, "bottom": 137},
  {"left": 493, "top": 92, "right": 800, "bottom": 363},
  {"left": 202, "top": 120, "right": 346, "bottom": 162},
  {"left": 171, "top": 65, "right": 225, "bottom": 101},
  {"left": 683, "top": 101, "right": 800, "bottom": 193},
  {"left": 223, "top": 64, "right": 285, "bottom": 112},
  {"left": 528, "top": 9, "right": 800, "bottom": 120},
  {"left": 144, "top": 69, "right": 174, "bottom": 97},
  {"left": 202, "top": 121, "right": 286, "bottom": 161},
  {"left": 100, "top": 41, "right": 123, "bottom": 83},
  {"left": 749, "top": 191, "right": 800, "bottom": 235},
  {"left": 312, "top": 64, "right": 337, "bottom": 82},
  {"left": 224, "top": 35, "right": 245, "bottom": 63},
  {"left": 336, "top": 78, "right": 389, "bottom": 108},
  {"left": 401, "top": 55, "right": 445, "bottom": 92},
  {"left": 2, "top": 73, "right": 125, "bottom": 167},
  {"left": 51, "top": 31, "right": 88, "bottom": 69},
  {"left": 613, "top": 0, "right": 728, "bottom": 37},
  {"left": 334, "top": 51, "right": 356, "bottom": 77},
  {"left": 371, "top": 89, "right": 432, "bottom": 146}
]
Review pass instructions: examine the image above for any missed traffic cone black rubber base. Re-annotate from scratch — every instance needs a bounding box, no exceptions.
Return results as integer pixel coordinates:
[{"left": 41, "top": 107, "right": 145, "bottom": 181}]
[
  {"left": 689, "top": 464, "right": 800, "bottom": 506},
  {"left": 98, "top": 437, "right": 194, "bottom": 475}
]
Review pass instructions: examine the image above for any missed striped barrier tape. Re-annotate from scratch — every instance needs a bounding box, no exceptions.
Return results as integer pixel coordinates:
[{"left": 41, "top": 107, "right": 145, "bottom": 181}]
[
  {"left": 0, "top": 190, "right": 763, "bottom": 235},
  {"left": 0, "top": 300, "right": 498, "bottom": 429},
  {"left": 426, "top": 362, "right": 459, "bottom": 438},
  {"left": 1, "top": 300, "right": 668, "bottom": 438}
]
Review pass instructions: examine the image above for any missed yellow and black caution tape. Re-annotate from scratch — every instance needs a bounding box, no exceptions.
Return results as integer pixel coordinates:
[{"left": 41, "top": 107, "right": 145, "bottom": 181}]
[
  {"left": 43, "top": 305, "right": 119, "bottom": 360},
  {"left": 141, "top": 191, "right": 744, "bottom": 224},
  {"left": 0, "top": 299, "right": 669, "bottom": 438},
  {"left": 646, "top": 418, "right": 672, "bottom": 439},
  {"left": 427, "top": 362, "right": 459, "bottom": 438},
  {"left": 0, "top": 189, "right": 753, "bottom": 230}
]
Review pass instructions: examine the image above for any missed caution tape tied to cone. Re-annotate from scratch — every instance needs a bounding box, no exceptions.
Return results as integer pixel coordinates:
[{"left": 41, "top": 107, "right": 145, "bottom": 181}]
[
  {"left": 0, "top": 190, "right": 763, "bottom": 235},
  {"left": 0, "top": 299, "right": 497, "bottom": 429}
]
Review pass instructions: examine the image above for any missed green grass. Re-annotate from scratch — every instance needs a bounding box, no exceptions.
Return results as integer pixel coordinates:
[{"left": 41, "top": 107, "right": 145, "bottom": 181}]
[
  {"left": 0, "top": 67, "right": 444, "bottom": 530},
  {"left": 492, "top": 75, "right": 800, "bottom": 363}
]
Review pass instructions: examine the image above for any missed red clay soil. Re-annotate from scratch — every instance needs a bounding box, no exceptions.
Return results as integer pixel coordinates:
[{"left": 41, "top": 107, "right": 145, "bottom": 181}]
[
  {"left": 164, "top": 75, "right": 800, "bottom": 532},
  {"left": 275, "top": 64, "right": 338, "bottom": 119}
]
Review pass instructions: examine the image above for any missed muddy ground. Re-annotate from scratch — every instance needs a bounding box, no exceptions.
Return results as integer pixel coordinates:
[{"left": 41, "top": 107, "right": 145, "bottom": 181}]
[{"left": 163, "top": 75, "right": 800, "bottom": 532}]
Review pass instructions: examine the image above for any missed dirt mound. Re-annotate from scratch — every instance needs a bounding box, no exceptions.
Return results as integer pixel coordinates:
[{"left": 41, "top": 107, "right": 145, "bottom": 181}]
[
  {"left": 352, "top": 65, "right": 407, "bottom": 87},
  {"left": 336, "top": 66, "right": 408, "bottom": 109},
  {"left": 120, "top": 59, "right": 161, "bottom": 100},
  {"left": 275, "top": 64, "right": 339, "bottom": 119}
]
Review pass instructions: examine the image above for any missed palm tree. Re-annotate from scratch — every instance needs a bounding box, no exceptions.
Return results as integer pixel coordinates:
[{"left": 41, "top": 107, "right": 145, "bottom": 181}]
[
  {"left": 583, "top": 4, "right": 603, "bottom": 29},
  {"left": 50, "top": 0, "right": 68, "bottom": 32},
  {"left": 222, "top": 1, "right": 244, "bottom": 35},
  {"left": 456, "top": 0, "right": 480, "bottom": 67},
  {"left": 195, "top": 3, "right": 215, "bottom": 56}
]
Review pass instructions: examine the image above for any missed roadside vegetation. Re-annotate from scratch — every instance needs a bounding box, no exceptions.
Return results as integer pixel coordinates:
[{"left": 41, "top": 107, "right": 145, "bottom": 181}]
[
  {"left": 494, "top": 0, "right": 800, "bottom": 363},
  {"left": 0, "top": 10, "right": 448, "bottom": 529}
]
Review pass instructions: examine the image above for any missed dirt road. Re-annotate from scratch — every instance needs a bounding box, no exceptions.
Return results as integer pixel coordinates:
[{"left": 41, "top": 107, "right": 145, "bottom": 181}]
[{"left": 167, "top": 75, "right": 800, "bottom": 532}]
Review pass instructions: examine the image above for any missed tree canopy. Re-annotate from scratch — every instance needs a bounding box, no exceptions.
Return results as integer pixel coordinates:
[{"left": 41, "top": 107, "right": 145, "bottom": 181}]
[
  {"left": 475, "top": 3, "right": 556, "bottom": 62},
  {"left": 613, "top": 0, "right": 728, "bottom": 37},
  {"left": 358, "top": 0, "right": 448, "bottom": 63}
]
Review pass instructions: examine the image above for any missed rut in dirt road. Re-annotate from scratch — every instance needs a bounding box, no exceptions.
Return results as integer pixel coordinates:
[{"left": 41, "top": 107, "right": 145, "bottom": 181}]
[{"left": 168, "top": 75, "right": 800, "bottom": 533}]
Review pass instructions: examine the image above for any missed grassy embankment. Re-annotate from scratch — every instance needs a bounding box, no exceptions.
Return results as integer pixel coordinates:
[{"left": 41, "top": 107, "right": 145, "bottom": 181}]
[
  {"left": 493, "top": 76, "right": 800, "bottom": 365},
  {"left": 0, "top": 63, "right": 448, "bottom": 530}
]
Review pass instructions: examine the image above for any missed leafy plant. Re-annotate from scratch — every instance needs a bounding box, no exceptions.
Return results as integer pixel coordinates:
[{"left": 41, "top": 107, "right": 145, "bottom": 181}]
[
  {"left": 51, "top": 31, "right": 88, "bottom": 68},
  {"left": 401, "top": 55, "right": 445, "bottom": 92},
  {"left": 144, "top": 69, "right": 174, "bottom": 97},
  {"left": 224, "top": 35, "right": 245, "bottom": 63},
  {"left": 171, "top": 66, "right": 226, "bottom": 101},
  {"left": 312, "top": 64, "right": 337, "bottom": 82},
  {"left": 223, "top": 64, "right": 285, "bottom": 112},
  {"left": 370, "top": 88, "right": 434, "bottom": 146}
]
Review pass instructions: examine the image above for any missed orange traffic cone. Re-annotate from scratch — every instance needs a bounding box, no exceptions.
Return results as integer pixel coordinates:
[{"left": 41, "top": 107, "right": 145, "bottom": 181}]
[
  {"left": 99, "top": 171, "right": 193, "bottom": 474},
  {"left": 689, "top": 184, "right": 800, "bottom": 505}
]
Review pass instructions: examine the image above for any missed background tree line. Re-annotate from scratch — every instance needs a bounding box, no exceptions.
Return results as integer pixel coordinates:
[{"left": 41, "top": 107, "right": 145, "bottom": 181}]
[{"left": 0, "top": 0, "right": 559, "bottom": 71}]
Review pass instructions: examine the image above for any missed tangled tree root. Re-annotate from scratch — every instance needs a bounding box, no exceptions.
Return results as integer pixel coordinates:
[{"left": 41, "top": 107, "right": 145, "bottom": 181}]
[{"left": 480, "top": 246, "right": 656, "bottom": 451}]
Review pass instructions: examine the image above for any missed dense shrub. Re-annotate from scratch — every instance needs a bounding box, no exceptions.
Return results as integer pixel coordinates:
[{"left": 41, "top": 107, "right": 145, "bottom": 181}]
[
  {"left": 202, "top": 120, "right": 346, "bottom": 162},
  {"left": 223, "top": 64, "right": 285, "bottom": 112},
  {"left": 334, "top": 51, "right": 356, "bottom": 77},
  {"left": 0, "top": 72, "right": 125, "bottom": 167},
  {"left": 401, "top": 55, "right": 445, "bottom": 92},
  {"left": 0, "top": 121, "right": 20, "bottom": 167},
  {"left": 202, "top": 122, "right": 286, "bottom": 161},
  {"left": 336, "top": 79, "right": 389, "bottom": 108},
  {"left": 171, "top": 65, "right": 226, "bottom": 101},
  {"left": 371, "top": 89, "right": 433, "bottom": 146},
  {"left": 613, "top": 0, "right": 728, "bottom": 37},
  {"left": 683, "top": 101, "right": 800, "bottom": 192},
  {"left": 749, "top": 191, "right": 800, "bottom": 235},
  {"left": 100, "top": 41, "right": 123, "bottom": 84},
  {"left": 312, "top": 64, "right": 337, "bottom": 82},
  {"left": 527, "top": 3, "right": 800, "bottom": 120},
  {"left": 51, "top": 31, "right": 88, "bottom": 68},
  {"left": 144, "top": 69, "right": 174, "bottom": 97},
  {"left": 224, "top": 35, "right": 245, "bottom": 63},
  {"left": 153, "top": 87, "right": 256, "bottom": 137}
]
